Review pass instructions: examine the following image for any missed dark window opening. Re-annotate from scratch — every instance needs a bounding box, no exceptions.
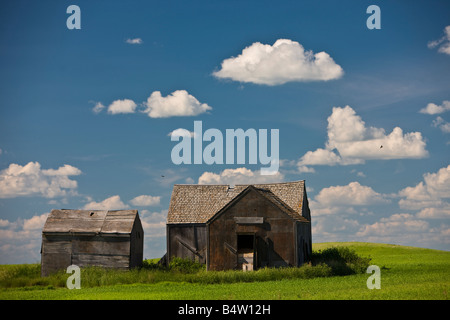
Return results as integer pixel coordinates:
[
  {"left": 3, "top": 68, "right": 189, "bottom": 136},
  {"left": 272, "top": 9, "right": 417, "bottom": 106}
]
[{"left": 237, "top": 234, "right": 254, "bottom": 252}]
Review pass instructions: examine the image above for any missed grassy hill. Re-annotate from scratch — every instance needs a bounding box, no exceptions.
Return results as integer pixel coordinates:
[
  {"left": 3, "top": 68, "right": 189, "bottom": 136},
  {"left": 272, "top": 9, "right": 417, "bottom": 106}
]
[{"left": 0, "top": 242, "right": 449, "bottom": 300}]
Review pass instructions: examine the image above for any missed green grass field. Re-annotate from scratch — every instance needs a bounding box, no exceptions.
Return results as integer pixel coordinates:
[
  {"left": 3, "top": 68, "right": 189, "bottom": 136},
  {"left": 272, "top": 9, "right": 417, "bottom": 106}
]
[{"left": 1, "top": 242, "right": 449, "bottom": 300}]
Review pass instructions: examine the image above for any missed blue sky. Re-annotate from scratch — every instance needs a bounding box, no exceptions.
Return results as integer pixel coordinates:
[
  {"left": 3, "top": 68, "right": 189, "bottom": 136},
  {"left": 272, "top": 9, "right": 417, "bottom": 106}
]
[{"left": 0, "top": 0, "right": 449, "bottom": 263}]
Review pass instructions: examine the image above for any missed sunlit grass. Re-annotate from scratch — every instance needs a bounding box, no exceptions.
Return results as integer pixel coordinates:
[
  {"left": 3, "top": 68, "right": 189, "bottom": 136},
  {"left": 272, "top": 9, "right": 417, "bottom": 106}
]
[{"left": 1, "top": 242, "right": 448, "bottom": 300}]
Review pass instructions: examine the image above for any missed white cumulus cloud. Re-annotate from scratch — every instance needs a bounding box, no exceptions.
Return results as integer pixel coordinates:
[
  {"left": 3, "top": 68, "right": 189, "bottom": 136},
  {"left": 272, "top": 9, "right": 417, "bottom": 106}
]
[
  {"left": 298, "top": 148, "right": 342, "bottom": 166},
  {"left": 419, "top": 100, "right": 450, "bottom": 115},
  {"left": 143, "top": 90, "right": 212, "bottom": 118},
  {"left": 93, "top": 90, "right": 211, "bottom": 118},
  {"left": 356, "top": 213, "right": 429, "bottom": 237},
  {"left": 0, "top": 212, "right": 49, "bottom": 264},
  {"left": 432, "top": 117, "right": 450, "bottom": 133},
  {"left": 310, "top": 181, "right": 389, "bottom": 216},
  {"left": 398, "top": 165, "right": 450, "bottom": 219},
  {"left": 419, "top": 101, "right": 450, "bottom": 134},
  {"left": 297, "top": 106, "right": 428, "bottom": 171},
  {"left": 129, "top": 195, "right": 161, "bottom": 207},
  {"left": 23, "top": 213, "right": 49, "bottom": 231},
  {"left": 83, "top": 194, "right": 162, "bottom": 210},
  {"left": 428, "top": 25, "right": 450, "bottom": 55},
  {"left": 140, "top": 209, "right": 167, "bottom": 238},
  {"left": 310, "top": 166, "right": 450, "bottom": 248},
  {"left": 83, "top": 195, "right": 129, "bottom": 210},
  {"left": 213, "top": 39, "right": 344, "bottom": 85},
  {"left": 92, "top": 102, "right": 105, "bottom": 114},
  {"left": 198, "top": 167, "right": 284, "bottom": 185},
  {"left": 0, "top": 162, "right": 81, "bottom": 199},
  {"left": 107, "top": 99, "right": 137, "bottom": 114},
  {"left": 315, "top": 181, "right": 388, "bottom": 207},
  {"left": 168, "top": 128, "right": 196, "bottom": 138}
]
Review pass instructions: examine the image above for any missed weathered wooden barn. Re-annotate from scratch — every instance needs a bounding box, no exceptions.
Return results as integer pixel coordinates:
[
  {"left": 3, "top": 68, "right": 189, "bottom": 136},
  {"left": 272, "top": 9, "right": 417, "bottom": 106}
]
[
  {"left": 41, "top": 209, "right": 143, "bottom": 276},
  {"left": 166, "top": 180, "right": 311, "bottom": 271}
]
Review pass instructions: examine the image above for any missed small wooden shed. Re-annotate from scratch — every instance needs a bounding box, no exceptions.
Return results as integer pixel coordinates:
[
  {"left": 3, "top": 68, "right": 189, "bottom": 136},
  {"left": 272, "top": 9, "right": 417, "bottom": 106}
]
[
  {"left": 166, "top": 180, "right": 312, "bottom": 271},
  {"left": 41, "top": 209, "right": 143, "bottom": 276}
]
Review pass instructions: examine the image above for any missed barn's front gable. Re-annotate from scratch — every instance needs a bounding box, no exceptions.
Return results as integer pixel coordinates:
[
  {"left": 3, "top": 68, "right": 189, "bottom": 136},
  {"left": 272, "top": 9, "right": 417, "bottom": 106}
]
[
  {"left": 41, "top": 209, "right": 143, "bottom": 276},
  {"left": 207, "top": 186, "right": 309, "bottom": 271}
]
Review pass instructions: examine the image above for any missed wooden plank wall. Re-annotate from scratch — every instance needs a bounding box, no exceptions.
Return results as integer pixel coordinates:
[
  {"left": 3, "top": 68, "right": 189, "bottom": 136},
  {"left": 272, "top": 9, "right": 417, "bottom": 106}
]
[
  {"left": 167, "top": 224, "right": 207, "bottom": 264},
  {"left": 41, "top": 235, "right": 131, "bottom": 276},
  {"left": 129, "top": 216, "right": 144, "bottom": 268},
  {"left": 41, "top": 235, "right": 72, "bottom": 276},
  {"left": 208, "top": 189, "right": 298, "bottom": 271}
]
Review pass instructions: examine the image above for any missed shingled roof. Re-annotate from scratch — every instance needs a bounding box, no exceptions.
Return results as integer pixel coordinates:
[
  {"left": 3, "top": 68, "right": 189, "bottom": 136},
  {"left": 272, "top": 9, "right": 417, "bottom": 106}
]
[{"left": 167, "top": 180, "right": 307, "bottom": 224}]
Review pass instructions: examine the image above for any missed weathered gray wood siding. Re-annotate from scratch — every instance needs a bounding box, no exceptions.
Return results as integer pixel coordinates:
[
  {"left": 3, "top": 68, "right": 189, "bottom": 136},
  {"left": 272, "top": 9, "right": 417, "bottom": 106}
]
[
  {"left": 72, "top": 235, "right": 131, "bottom": 268},
  {"left": 41, "top": 209, "right": 144, "bottom": 276},
  {"left": 130, "top": 216, "right": 144, "bottom": 268},
  {"left": 167, "top": 224, "right": 207, "bottom": 264},
  {"left": 40, "top": 235, "right": 72, "bottom": 276},
  {"left": 41, "top": 234, "right": 132, "bottom": 276}
]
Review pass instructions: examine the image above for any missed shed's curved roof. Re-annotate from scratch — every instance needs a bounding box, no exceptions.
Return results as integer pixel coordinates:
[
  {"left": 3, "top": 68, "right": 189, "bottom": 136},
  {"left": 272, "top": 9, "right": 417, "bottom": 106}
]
[{"left": 42, "top": 209, "right": 139, "bottom": 235}]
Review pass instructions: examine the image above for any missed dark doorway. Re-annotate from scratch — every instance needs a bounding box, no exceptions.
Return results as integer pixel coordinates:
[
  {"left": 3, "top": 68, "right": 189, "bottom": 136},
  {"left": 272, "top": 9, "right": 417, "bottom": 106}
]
[
  {"left": 237, "top": 234, "right": 254, "bottom": 252},
  {"left": 237, "top": 234, "right": 255, "bottom": 271}
]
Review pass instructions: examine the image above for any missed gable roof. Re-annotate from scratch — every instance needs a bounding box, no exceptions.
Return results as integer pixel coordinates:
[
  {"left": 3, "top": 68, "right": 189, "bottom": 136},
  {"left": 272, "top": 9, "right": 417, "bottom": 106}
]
[
  {"left": 208, "top": 185, "right": 309, "bottom": 224},
  {"left": 42, "top": 209, "right": 140, "bottom": 235},
  {"left": 167, "top": 180, "right": 307, "bottom": 224}
]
